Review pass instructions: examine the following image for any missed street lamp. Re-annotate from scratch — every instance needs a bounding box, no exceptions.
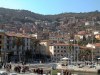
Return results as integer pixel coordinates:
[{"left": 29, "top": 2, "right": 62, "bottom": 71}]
[
  {"left": 70, "top": 39, "right": 73, "bottom": 65},
  {"left": 76, "top": 45, "right": 79, "bottom": 65},
  {"left": 91, "top": 45, "right": 95, "bottom": 65},
  {"left": 86, "top": 44, "right": 95, "bottom": 65}
]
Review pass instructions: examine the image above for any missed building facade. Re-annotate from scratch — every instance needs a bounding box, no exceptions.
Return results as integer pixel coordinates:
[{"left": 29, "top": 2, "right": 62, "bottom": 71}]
[
  {"left": 49, "top": 44, "right": 69, "bottom": 62},
  {"left": 0, "top": 31, "right": 32, "bottom": 62},
  {"left": 49, "top": 43, "right": 80, "bottom": 62}
]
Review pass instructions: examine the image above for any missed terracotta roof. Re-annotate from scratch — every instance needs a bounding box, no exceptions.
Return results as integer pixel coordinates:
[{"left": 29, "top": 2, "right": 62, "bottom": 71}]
[
  {"left": 93, "top": 43, "right": 100, "bottom": 47},
  {"left": 49, "top": 43, "right": 79, "bottom": 46},
  {"left": 78, "top": 31, "right": 86, "bottom": 35},
  {"left": 80, "top": 46, "right": 92, "bottom": 49},
  {"left": 80, "top": 43, "right": 100, "bottom": 50},
  {"left": 5, "top": 32, "right": 16, "bottom": 37},
  {"left": 49, "top": 43, "right": 69, "bottom": 46},
  {"left": 5, "top": 32, "right": 30, "bottom": 38}
]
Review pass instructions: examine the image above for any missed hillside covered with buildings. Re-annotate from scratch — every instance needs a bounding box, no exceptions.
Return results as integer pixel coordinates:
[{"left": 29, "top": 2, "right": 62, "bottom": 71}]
[
  {"left": 0, "top": 8, "right": 100, "bottom": 33},
  {"left": 0, "top": 8, "right": 100, "bottom": 63}
]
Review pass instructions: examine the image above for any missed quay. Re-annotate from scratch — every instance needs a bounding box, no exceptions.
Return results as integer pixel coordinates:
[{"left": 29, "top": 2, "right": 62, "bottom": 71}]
[
  {"left": 1, "top": 63, "right": 100, "bottom": 75},
  {"left": 56, "top": 64, "right": 100, "bottom": 73}
]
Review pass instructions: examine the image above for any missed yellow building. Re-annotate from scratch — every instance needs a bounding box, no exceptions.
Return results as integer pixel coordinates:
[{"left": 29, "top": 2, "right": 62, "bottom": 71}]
[
  {"left": 40, "top": 40, "right": 50, "bottom": 56},
  {"left": 95, "top": 34, "right": 100, "bottom": 40}
]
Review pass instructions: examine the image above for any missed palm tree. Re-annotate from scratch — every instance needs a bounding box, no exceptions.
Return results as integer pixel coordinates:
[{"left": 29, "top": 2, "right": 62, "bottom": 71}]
[
  {"left": 30, "top": 38, "right": 41, "bottom": 60},
  {"left": 25, "top": 49, "right": 32, "bottom": 62},
  {"left": 79, "top": 48, "right": 91, "bottom": 61},
  {"left": 15, "top": 37, "right": 23, "bottom": 62}
]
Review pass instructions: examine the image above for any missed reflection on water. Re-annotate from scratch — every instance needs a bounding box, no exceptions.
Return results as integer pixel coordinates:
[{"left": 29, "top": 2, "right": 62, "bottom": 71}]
[{"left": 72, "top": 72, "right": 98, "bottom": 75}]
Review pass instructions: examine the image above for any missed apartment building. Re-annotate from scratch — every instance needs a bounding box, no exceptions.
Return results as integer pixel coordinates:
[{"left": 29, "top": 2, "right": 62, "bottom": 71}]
[
  {"left": 40, "top": 40, "right": 50, "bottom": 56},
  {"left": 0, "top": 31, "right": 31, "bottom": 62},
  {"left": 49, "top": 43, "right": 80, "bottom": 62},
  {"left": 86, "top": 43, "right": 100, "bottom": 59},
  {"left": 49, "top": 43, "right": 69, "bottom": 62}
]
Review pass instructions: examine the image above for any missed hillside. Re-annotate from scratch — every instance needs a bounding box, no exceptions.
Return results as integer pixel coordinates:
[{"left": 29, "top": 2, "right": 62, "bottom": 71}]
[{"left": 0, "top": 7, "right": 100, "bottom": 33}]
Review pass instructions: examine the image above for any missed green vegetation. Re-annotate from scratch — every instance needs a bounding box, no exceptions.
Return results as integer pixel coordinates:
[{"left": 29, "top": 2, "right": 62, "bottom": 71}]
[{"left": 52, "top": 70, "right": 59, "bottom": 75}]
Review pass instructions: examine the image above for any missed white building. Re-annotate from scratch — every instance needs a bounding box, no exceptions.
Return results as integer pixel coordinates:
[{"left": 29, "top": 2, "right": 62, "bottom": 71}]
[
  {"left": 0, "top": 31, "right": 31, "bottom": 62},
  {"left": 49, "top": 43, "right": 80, "bottom": 62},
  {"left": 49, "top": 43, "right": 69, "bottom": 62}
]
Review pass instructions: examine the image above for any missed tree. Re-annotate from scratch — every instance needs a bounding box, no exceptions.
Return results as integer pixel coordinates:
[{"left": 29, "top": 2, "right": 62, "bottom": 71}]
[
  {"left": 30, "top": 38, "right": 41, "bottom": 60},
  {"left": 78, "top": 49, "right": 92, "bottom": 61},
  {"left": 15, "top": 37, "right": 24, "bottom": 62},
  {"left": 25, "top": 49, "right": 32, "bottom": 62}
]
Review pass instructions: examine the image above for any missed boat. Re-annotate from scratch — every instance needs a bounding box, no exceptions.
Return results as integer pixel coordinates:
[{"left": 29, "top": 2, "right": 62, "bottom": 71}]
[{"left": 0, "top": 70, "right": 8, "bottom": 75}]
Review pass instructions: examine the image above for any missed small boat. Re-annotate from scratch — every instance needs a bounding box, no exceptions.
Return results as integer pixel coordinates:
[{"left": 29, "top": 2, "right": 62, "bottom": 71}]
[
  {"left": 9, "top": 73, "right": 17, "bottom": 75},
  {"left": 0, "top": 70, "right": 8, "bottom": 75},
  {"left": 71, "top": 74, "right": 78, "bottom": 75}
]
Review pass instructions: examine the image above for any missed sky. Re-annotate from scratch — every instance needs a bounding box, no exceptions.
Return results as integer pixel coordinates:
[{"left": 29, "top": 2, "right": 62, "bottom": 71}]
[{"left": 0, "top": 0, "right": 100, "bottom": 15}]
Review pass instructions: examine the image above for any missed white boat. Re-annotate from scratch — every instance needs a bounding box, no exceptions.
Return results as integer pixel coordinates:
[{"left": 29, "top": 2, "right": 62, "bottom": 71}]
[
  {"left": 0, "top": 70, "right": 8, "bottom": 75},
  {"left": 71, "top": 74, "right": 78, "bottom": 75},
  {"left": 9, "top": 73, "right": 17, "bottom": 75}
]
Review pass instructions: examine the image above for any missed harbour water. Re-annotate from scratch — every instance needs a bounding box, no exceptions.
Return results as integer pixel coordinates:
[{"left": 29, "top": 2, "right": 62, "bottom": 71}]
[{"left": 72, "top": 72, "right": 98, "bottom": 75}]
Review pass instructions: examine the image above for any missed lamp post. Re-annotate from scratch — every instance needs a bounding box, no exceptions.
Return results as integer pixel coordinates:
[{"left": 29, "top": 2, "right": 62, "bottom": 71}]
[
  {"left": 86, "top": 43, "right": 95, "bottom": 65},
  {"left": 91, "top": 45, "right": 95, "bottom": 65},
  {"left": 70, "top": 39, "right": 73, "bottom": 65},
  {"left": 76, "top": 45, "right": 79, "bottom": 65}
]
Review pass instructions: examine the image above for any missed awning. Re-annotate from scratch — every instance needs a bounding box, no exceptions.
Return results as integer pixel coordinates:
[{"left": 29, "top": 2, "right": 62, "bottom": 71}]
[
  {"left": 97, "top": 58, "right": 100, "bottom": 60},
  {"left": 61, "top": 57, "right": 69, "bottom": 60}
]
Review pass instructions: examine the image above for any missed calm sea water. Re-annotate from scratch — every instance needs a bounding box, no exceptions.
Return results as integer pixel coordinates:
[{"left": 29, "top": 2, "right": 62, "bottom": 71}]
[{"left": 72, "top": 72, "right": 98, "bottom": 75}]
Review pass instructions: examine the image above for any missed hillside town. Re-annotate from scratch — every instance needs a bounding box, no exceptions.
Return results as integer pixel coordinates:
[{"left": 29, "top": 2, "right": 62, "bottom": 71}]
[
  {"left": 0, "top": 24, "right": 100, "bottom": 63},
  {"left": 0, "top": 8, "right": 100, "bottom": 75}
]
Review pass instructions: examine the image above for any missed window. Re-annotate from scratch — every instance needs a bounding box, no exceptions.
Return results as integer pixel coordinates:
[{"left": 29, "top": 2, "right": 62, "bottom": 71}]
[
  {"left": 61, "top": 46, "right": 63, "bottom": 49},
  {"left": 64, "top": 46, "right": 66, "bottom": 49},
  {"left": 0, "top": 46, "right": 1, "bottom": 49},
  {"left": 61, "top": 54, "right": 63, "bottom": 56},
  {"left": 27, "top": 42, "right": 29, "bottom": 45},
  {"left": 57, "top": 54, "right": 60, "bottom": 56},
  {"left": 54, "top": 46, "right": 56, "bottom": 48},
  {"left": 0, "top": 35, "right": 2, "bottom": 38},
  {"left": 7, "top": 41, "right": 9, "bottom": 44},
  {"left": 27, "top": 47, "right": 28, "bottom": 50},
  {"left": 58, "top": 50, "right": 59, "bottom": 52},
  {"left": 7, "top": 45, "right": 9, "bottom": 50},
  {"left": 7, "top": 36, "right": 10, "bottom": 39},
  {"left": 64, "top": 50, "right": 66, "bottom": 52},
  {"left": 58, "top": 46, "right": 59, "bottom": 49},
  {"left": 0, "top": 41, "right": 2, "bottom": 44}
]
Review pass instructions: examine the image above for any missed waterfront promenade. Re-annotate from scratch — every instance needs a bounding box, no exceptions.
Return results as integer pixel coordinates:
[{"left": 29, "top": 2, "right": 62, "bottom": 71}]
[
  {"left": 1, "top": 63, "right": 100, "bottom": 75},
  {"left": 56, "top": 64, "right": 100, "bottom": 73},
  {"left": 0, "top": 63, "right": 52, "bottom": 75}
]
